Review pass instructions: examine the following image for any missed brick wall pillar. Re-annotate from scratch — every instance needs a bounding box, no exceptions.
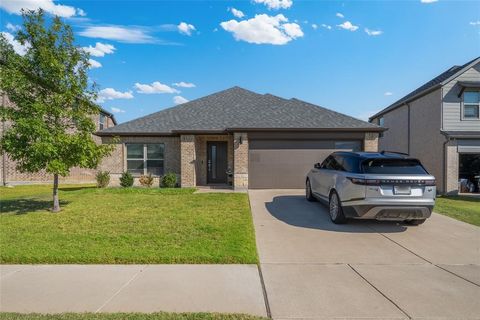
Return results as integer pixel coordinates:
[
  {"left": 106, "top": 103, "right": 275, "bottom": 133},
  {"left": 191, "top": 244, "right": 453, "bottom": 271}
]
[
  {"left": 364, "top": 132, "right": 379, "bottom": 152},
  {"left": 233, "top": 132, "right": 248, "bottom": 190},
  {"left": 445, "top": 141, "right": 459, "bottom": 195},
  {"left": 180, "top": 135, "right": 196, "bottom": 187}
]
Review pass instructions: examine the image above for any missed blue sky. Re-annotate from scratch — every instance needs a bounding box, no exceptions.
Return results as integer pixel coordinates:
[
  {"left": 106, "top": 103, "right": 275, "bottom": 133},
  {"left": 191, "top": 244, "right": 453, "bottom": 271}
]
[{"left": 1, "top": 0, "right": 479, "bottom": 123}]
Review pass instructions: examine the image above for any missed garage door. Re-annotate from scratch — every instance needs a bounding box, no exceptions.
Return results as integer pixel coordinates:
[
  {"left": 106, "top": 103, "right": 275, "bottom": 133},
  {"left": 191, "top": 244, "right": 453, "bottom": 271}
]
[{"left": 248, "top": 139, "right": 361, "bottom": 189}]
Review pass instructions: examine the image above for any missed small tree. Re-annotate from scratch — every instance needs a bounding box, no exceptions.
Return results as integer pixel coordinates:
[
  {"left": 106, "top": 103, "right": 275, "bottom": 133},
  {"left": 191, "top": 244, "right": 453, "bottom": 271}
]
[{"left": 0, "top": 10, "right": 113, "bottom": 212}]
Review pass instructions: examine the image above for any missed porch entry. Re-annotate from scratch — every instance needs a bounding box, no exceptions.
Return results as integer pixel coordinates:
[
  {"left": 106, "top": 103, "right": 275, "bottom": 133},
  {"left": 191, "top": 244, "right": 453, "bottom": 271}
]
[{"left": 207, "top": 141, "right": 228, "bottom": 184}]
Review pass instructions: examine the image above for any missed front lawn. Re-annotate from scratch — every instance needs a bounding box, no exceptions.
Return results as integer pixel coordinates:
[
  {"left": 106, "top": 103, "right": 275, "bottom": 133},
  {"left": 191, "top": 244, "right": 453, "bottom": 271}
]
[
  {"left": 0, "top": 185, "right": 258, "bottom": 264},
  {"left": 434, "top": 195, "right": 480, "bottom": 226},
  {"left": 0, "top": 313, "right": 266, "bottom": 320}
]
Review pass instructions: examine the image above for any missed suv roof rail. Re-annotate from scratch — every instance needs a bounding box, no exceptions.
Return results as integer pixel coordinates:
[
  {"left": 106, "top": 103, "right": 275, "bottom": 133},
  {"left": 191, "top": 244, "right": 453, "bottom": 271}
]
[{"left": 380, "top": 150, "right": 410, "bottom": 156}]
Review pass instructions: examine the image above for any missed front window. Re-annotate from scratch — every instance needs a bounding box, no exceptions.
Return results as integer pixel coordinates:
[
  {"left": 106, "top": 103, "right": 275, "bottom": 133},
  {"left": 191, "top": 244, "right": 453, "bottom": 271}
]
[
  {"left": 463, "top": 91, "right": 480, "bottom": 119},
  {"left": 126, "top": 144, "right": 164, "bottom": 176},
  {"left": 99, "top": 114, "right": 106, "bottom": 130}
]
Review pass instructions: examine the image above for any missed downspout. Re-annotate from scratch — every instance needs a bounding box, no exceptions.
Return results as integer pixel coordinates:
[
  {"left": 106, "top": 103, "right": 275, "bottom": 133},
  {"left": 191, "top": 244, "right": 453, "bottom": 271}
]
[{"left": 407, "top": 103, "right": 411, "bottom": 155}]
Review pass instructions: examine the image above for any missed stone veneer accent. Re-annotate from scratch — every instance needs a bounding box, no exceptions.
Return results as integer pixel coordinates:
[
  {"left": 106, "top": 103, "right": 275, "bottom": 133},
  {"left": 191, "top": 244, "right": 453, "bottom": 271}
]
[
  {"left": 364, "top": 132, "right": 379, "bottom": 152},
  {"left": 445, "top": 140, "right": 459, "bottom": 194},
  {"left": 233, "top": 132, "right": 249, "bottom": 190},
  {"left": 180, "top": 135, "right": 196, "bottom": 187}
]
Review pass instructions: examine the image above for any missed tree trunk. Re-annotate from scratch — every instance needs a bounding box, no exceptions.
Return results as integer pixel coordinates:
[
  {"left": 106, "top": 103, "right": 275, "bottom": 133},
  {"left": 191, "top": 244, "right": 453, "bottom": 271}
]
[{"left": 52, "top": 173, "right": 60, "bottom": 212}]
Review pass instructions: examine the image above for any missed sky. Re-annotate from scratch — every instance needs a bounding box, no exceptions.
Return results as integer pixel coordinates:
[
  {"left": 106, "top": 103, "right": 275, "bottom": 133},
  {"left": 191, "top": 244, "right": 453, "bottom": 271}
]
[{"left": 1, "top": 0, "right": 479, "bottom": 123}]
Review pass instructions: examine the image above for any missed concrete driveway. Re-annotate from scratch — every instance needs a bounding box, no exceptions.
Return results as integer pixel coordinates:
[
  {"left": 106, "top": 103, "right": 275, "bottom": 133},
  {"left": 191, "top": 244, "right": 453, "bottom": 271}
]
[{"left": 250, "top": 189, "right": 480, "bottom": 320}]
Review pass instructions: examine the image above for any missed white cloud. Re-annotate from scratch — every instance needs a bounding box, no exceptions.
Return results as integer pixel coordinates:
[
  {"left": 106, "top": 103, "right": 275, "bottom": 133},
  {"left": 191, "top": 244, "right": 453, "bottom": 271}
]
[
  {"left": 135, "top": 81, "right": 180, "bottom": 94},
  {"left": 97, "top": 88, "right": 133, "bottom": 103},
  {"left": 336, "top": 12, "right": 344, "bottom": 18},
  {"left": 110, "top": 107, "right": 125, "bottom": 113},
  {"left": 79, "top": 25, "right": 155, "bottom": 43},
  {"left": 6, "top": 23, "right": 20, "bottom": 32},
  {"left": 1, "top": 31, "right": 28, "bottom": 55},
  {"left": 82, "top": 42, "right": 115, "bottom": 57},
  {"left": 178, "top": 22, "right": 196, "bottom": 36},
  {"left": 470, "top": 21, "right": 480, "bottom": 26},
  {"left": 384, "top": 92, "right": 393, "bottom": 96},
  {"left": 253, "top": 0, "right": 293, "bottom": 10},
  {"left": 311, "top": 23, "right": 318, "bottom": 30},
  {"left": 365, "top": 28, "right": 383, "bottom": 36},
  {"left": 88, "top": 59, "right": 102, "bottom": 69},
  {"left": 230, "top": 8, "right": 245, "bottom": 18},
  {"left": 420, "top": 0, "right": 438, "bottom": 3},
  {"left": 77, "top": 8, "right": 86, "bottom": 17},
  {"left": 0, "top": 0, "right": 84, "bottom": 18},
  {"left": 173, "top": 96, "right": 189, "bottom": 105},
  {"left": 337, "top": 21, "right": 359, "bottom": 31},
  {"left": 321, "top": 24, "right": 332, "bottom": 30},
  {"left": 173, "top": 82, "right": 196, "bottom": 88},
  {"left": 220, "top": 14, "right": 303, "bottom": 45}
]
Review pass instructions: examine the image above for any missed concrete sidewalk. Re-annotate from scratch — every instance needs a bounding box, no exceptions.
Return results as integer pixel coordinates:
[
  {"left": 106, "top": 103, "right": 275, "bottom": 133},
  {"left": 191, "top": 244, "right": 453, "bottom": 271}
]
[{"left": 0, "top": 264, "right": 267, "bottom": 316}]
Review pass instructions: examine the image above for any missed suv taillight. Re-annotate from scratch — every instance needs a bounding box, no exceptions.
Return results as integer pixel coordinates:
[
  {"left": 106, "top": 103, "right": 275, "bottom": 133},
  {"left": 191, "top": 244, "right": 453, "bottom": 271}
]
[{"left": 348, "top": 177, "right": 436, "bottom": 186}]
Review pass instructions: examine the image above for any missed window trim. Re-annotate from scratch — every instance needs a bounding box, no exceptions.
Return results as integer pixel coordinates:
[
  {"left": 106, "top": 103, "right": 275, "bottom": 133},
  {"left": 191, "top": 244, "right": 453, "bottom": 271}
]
[
  {"left": 461, "top": 91, "right": 480, "bottom": 121},
  {"left": 378, "top": 117, "right": 385, "bottom": 138},
  {"left": 125, "top": 143, "right": 165, "bottom": 176},
  {"left": 99, "top": 114, "right": 107, "bottom": 130}
]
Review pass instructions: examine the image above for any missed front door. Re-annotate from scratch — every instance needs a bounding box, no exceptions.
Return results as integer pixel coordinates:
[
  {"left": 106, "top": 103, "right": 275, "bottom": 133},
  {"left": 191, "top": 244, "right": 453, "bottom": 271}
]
[{"left": 207, "top": 141, "right": 228, "bottom": 184}]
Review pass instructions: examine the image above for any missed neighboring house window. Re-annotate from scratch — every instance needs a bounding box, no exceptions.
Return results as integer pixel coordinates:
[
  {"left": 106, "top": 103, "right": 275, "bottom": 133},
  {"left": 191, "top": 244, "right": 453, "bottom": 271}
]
[
  {"left": 463, "top": 91, "right": 480, "bottom": 119},
  {"left": 99, "top": 114, "right": 106, "bottom": 130},
  {"left": 378, "top": 117, "right": 385, "bottom": 138},
  {"left": 334, "top": 141, "right": 361, "bottom": 152},
  {"left": 126, "top": 144, "right": 164, "bottom": 176}
]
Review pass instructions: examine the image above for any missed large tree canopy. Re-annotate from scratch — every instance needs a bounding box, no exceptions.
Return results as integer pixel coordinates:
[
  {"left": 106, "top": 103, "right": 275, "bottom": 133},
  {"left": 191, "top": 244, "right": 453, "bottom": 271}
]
[{"left": 0, "top": 9, "right": 113, "bottom": 211}]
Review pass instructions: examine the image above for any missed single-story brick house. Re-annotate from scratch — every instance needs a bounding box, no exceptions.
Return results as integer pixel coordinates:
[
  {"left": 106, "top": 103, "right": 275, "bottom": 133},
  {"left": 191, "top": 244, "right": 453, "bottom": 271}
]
[{"left": 97, "top": 87, "right": 384, "bottom": 189}]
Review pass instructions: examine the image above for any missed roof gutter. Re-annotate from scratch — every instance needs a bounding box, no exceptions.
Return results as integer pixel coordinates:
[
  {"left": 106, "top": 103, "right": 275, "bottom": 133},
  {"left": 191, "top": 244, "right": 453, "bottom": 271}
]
[{"left": 225, "top": 127, "right": 386, "bottom": 132}]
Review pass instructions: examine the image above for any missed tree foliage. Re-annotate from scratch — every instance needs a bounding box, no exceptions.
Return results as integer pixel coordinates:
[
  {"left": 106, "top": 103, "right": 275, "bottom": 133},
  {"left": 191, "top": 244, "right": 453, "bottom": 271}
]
[{"left": 0, "top": 9, "right": 114, "bottom": 211}]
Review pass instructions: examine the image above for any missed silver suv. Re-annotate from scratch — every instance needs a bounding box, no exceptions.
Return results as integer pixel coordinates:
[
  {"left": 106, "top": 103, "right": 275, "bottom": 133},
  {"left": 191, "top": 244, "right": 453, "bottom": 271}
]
[{"left": 306, "top": 151, "right": 436, "bottom": 225}]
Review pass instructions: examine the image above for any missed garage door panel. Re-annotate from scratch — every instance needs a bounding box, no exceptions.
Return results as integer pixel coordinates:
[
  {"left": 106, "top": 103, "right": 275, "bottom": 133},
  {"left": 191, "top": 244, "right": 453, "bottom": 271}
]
[
  {"left": 249, "top": 149, "right": 336, "bottom": 189},
  {"left": 248, "top": 139, "right": 362, "bottom": 189}
]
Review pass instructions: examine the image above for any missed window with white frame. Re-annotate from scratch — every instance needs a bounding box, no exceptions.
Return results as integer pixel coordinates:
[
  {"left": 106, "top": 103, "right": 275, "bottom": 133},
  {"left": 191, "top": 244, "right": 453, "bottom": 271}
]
[
  {"left": 126, "top": 143, "right": 164, "bottom": 176},
  {"left": 463, "top": 91, "right": 480, "bottom": 119},
  {"left": 99, "top": 114, "right": 106, "bottom": 130}
]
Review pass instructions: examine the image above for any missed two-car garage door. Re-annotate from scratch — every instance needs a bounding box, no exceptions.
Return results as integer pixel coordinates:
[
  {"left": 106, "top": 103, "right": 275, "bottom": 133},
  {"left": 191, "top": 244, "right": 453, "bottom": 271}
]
[{"left": 248, "top": 134, "right": 362, "bottom": 189}]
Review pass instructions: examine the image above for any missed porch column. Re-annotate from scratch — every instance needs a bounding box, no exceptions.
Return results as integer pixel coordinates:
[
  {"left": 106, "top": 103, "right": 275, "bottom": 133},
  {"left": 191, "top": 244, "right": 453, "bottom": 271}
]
[
  {"left": 364, "top": 132, "right": 379, "bottom": 152},
  {"left": 233, "top": 132, "right": 248, "bottom": 190},
  {"left": 180, "top": 134, "right": 196, "bottom": 187}
]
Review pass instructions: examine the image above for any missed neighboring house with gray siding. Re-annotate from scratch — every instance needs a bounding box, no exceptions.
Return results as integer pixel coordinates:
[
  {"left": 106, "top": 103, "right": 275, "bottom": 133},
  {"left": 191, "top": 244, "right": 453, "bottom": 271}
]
[
  {"left": 97, "top": 86, "right": 384, "bottom": 189},
  {"left": 370, "top": 57, "right": 480, "bottom": 194}
]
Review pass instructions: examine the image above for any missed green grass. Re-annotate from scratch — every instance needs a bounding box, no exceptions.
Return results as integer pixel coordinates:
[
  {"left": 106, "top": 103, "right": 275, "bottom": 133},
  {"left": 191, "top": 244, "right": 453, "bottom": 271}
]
[
  {"left": 0, "top": 313, "right": 266, "bottom": 320},
  {"left": 434, "top": 195, "right": 480, "bottom": 226},
  {"left": 0, "top": 185, "right": 258, "bottom": 264}
]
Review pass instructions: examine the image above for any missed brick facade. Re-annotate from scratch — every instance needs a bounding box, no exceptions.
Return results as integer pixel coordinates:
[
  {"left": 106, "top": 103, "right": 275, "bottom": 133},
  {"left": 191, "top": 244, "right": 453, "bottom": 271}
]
[
  {"left": 1, "top": 111, "right": 116, "bottom": 186},
  {"left": 233, "top": 132, "right": 249, "bottom": 190},
  {"left": 364, "top": 132, "right": 379, "bottom": 152},
  {"left": 180, "top": 135, "right": 196, "bottom": 187}
]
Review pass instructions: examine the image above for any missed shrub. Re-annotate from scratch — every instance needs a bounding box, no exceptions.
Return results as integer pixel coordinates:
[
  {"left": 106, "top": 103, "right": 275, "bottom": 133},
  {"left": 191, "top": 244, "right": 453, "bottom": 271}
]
[
  {"left": 161, "top": 172, "right": 177, "bottom": 188},
  {"left": 139, "top": 174, "right": 154, "bottom": 187},
  {"left": 95, "top": 171, "right": 110, "bottom": 188},
  {"left": 119, "top": 171, "right": 134, "bottom": 187}
]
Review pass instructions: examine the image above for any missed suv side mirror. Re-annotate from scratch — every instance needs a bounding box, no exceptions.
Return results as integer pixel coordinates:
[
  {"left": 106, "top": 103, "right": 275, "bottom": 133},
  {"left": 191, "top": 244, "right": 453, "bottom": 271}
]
[{"left": 314, "top": 163, "right": 322, "bottom": 169}]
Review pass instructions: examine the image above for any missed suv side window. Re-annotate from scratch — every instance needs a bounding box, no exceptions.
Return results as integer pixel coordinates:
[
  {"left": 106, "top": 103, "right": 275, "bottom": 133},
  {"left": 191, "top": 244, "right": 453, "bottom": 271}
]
[
  {"left": 342, "top": 155, "right": 361, "bottom": 173},
  {"left": 333, "top": 155, "right": 345, "bottom": 171},
  {"left": 320, "top": 156, "right": 333, "bottom": 169}
]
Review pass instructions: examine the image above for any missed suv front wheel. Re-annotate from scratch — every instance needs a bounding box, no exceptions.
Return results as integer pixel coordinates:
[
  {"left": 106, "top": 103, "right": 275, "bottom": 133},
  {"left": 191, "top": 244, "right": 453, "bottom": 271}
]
[{"left": 329, "top": 191, "right": 346, "bottom": 224}]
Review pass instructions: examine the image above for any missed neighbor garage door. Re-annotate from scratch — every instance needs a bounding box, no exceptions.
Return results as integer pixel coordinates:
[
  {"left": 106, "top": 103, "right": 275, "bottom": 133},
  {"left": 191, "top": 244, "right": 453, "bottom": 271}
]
[{"left": 248, "top": 137, "right": 362, "bottom": 189}]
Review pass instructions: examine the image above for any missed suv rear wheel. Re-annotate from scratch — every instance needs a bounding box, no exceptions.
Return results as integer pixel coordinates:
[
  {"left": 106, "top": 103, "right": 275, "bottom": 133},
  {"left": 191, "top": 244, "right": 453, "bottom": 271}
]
[
  {"left": 306, "top": 179, "right": 316, "bottom": 202},
  {"left": 329, "top": 191, "right": 346, "bottom": 224}
]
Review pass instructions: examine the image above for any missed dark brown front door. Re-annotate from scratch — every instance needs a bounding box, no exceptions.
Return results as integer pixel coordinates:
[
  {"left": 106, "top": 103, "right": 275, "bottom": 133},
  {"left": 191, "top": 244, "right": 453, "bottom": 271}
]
[{"left": 207, "top": 141, "right": 228, "bottom": 184}]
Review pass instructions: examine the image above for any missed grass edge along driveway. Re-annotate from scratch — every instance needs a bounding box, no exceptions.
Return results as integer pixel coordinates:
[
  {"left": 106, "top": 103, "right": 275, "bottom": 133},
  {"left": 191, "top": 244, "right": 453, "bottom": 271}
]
[
  {"left": 0, "top": 313, "right": 267, "bottom": 320},
  {"left": 0, "top": 185, "right": 258, "bottom": 264},
  {"left": 434, "top": 195, "right": 480, "bottom": 226}
]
